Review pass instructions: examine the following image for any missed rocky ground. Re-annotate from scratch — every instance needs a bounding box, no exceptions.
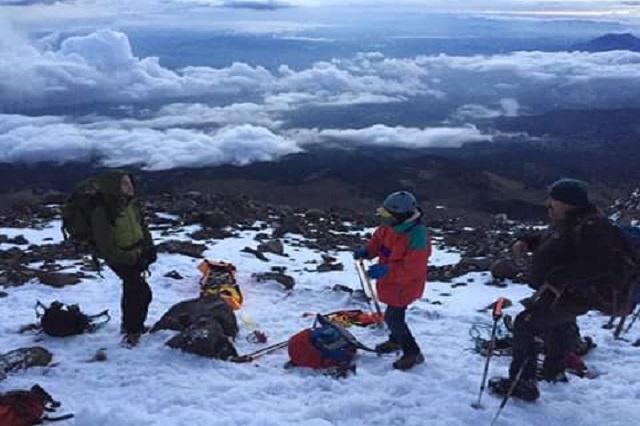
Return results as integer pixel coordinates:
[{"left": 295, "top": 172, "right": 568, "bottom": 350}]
[{"left": 3, "top": 186, "right": 639, "bottom": 297}]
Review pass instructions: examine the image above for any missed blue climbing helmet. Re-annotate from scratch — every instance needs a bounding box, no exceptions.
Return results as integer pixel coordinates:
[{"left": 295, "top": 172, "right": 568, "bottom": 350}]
[
  {"left": 383, "top": 191, "right": 418, "bottom": 215},
  {"left": 378, "top": 191, "right": 418, "bottom": 225}
]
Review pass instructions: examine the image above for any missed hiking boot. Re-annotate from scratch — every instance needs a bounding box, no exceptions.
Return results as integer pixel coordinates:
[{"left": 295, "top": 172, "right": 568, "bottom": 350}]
[
  {"left": 488, "top": 377, "right": 540, "bottom": 402},
  {"left": 121, "top": 333, "right": 141, "bottom": 348},
  {"left": 392, "top": 352, "right": 424, "bottom": 370},
  {"left": 539, "top": 371, "right": 569, "bottom": 383},
  {"left": 375, "top": 340, "right": 402, "bottom": 354}
]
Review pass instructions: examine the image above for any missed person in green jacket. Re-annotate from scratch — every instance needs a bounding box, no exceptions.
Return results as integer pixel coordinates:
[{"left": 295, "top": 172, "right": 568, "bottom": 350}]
[{"left": 90, "top": 171, "right": 156, "bottom": 347}]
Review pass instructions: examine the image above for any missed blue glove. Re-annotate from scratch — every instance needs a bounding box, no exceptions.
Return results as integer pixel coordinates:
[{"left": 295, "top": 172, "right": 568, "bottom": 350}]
[
  {"left": 367, "top": 264, "right": 389, "bottom": 280},
  {"left": 353, "top": 246, "right": 369, "bottom": 260}
]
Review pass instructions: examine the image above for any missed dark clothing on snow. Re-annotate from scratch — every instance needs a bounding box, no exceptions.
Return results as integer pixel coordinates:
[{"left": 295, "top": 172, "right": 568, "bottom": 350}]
[
  {"left": 111, "top": 264, "right": 152, "bottom": 335},
  {"left": 384, "top": 306, "right": 420, "bottom": 356},
  {"left": 89, "top": 170, "right": 156, "bottom": 335},
  {"left": 510, "top": 204, "right": 612, "bottom": 381}
]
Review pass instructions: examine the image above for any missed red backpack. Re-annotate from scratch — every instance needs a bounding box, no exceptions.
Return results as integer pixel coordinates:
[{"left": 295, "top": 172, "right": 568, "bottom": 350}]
[
  {"left": 0, "top": 385, "right": 73, "bottom": 426},
  {"left": 287, "top": 314, "right": 374, "bottom": 373}
]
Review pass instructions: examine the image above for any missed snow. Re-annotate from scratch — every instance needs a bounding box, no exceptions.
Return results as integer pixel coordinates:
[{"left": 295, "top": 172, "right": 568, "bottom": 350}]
[
  {"left": 0, "top": 219, "right": 63, "bottom": 249},
  {"left": 1, "top": 220, "right": 639, "bottom": 426}
]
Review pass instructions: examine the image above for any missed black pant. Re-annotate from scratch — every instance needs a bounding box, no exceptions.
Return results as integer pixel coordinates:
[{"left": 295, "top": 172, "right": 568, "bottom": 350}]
[
  {"left": 509, "top": 302, "right": 579, "bottom": 381},
  {"left": 385, "top": 306, "right": 420, "bottom": 355},
  {"left": 110, "top": 264, "right": 152, "bottom": 334}
]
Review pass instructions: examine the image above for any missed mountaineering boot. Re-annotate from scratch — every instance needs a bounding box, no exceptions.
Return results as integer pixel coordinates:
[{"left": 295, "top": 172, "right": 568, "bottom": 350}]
[
  {"left": 121, "top": 332, "right": 141, "bottom": 348},
  {"left": 392, "top": 352, "right": 424, "bottom": 370},
  {"left": 539, "top": 370, "right": 569, "bottom": 383},
  {"left": 488, "top": 377, "right": 540, "bottom": 402},
  {"left": 375, "top": 340, "right": 402, "bottom": 354}
]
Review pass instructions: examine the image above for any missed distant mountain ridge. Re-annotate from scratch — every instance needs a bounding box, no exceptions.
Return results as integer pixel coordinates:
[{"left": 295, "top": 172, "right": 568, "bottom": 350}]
[{"left": 572, "top": 33, "right": 640, "bottom": 52}]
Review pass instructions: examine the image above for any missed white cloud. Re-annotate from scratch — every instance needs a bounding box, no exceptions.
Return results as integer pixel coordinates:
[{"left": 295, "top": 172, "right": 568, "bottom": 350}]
[
  {"left": 0, "top": 29, "right": 434, "bottom": 111},
  {"left": 3, "top": 28, "right": 640, "bottom": 114},
  {"left": 290, "top": 124, "right": 492, "bottom": 149},
  {"left": 0, "top": 114, "right": 301, "bottom": 170},
  {"left": 454, "top": 98, "right": 521, "bottom": 120}
]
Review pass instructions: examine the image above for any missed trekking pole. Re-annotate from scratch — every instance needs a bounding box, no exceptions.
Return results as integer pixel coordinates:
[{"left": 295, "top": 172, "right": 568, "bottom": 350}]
[
  {"left": 231, "top": 340, "right": 289, "bottom": 363},
  {"left": 602, "top": 316, "right": 617, "bottom": 330},
  {"left": 471, "top": 297, "right": 506, "bottom": 410},
  {"left": 624, "top": 307, "right": 640, "bottom": 334},
  {"left": 357, "top": 259, "right": 384, "bottom": 319},
  {"left": 614, "top": 315, "right": 628, "bottom": 339},
  {"left": 490, "top": 356, "right": 529, "bottom": 426}
]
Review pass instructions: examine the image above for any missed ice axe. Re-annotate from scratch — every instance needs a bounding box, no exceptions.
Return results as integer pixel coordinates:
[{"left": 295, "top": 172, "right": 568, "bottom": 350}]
[
  {"left": 471, "top": 297, "right": 506, "bottom": 410},
  {"left": 355, "top": 259, "right": 384, "bottom": 319}
]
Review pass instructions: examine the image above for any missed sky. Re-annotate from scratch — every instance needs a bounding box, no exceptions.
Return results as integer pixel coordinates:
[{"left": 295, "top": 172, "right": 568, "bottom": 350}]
[{"left": 1, "top": 0, "right": 639, "bottom": 170}]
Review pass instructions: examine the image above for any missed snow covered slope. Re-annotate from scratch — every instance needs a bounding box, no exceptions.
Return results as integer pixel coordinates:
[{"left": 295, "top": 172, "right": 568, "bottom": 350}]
[{"left": 1, "top": 218, "right": 639, "bottom": 426}]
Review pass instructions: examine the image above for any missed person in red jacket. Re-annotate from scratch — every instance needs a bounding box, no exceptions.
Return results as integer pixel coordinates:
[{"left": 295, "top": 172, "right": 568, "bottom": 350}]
[{"left": 354, "top": 191, "right": 431, "bottom": 370}]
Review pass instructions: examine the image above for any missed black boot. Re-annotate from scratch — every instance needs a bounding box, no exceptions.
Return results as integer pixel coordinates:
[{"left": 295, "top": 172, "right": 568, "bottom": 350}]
[
  {"left": 375, "top": 340, "right": 402, "bottom": 354},
  {"left": 489, "top": 377, "right": 540, "bottom": 402},
  {"left": 392, "top": 352, "right": 424, "bottom": 370},
  {"left": 540, "top": 371, "right": 569, "bottom": 383}
]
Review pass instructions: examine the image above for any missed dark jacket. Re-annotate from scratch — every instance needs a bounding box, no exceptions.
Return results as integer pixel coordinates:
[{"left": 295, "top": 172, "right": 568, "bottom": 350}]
[
  {"left": 520, "top": 204, "right": 619, "bottom": 310},
  {"left": 90, "top": 171, "right": 155, "bottom": 268}
]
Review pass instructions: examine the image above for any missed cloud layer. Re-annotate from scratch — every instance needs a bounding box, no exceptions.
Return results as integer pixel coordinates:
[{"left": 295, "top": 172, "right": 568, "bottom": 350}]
[
  {"left": 2, "top": 28, "right": 640, "bottom": 169},
  {"left": 0, "top": 114, "right": 301, "bottom": 170},
  {"left": 0, "top": 110, "right": 495, "bottom": 169},
  {"left": 2, "top": 29, "right": 640, "bottom": 115}
]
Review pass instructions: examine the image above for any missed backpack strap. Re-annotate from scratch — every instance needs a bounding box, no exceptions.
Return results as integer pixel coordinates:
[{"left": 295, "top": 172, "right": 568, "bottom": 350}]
[
  {"left": 34, "top": 301, "right": 48, "bottom": 319},
  {"left": 86, "top": 310, "right": 111, "bottom": 332},
  {"left": 42, "top": 413, "right": 75, "bottom": 423},
  {"left": 315, "top": 315, "right": 376, "bottom": 352}
]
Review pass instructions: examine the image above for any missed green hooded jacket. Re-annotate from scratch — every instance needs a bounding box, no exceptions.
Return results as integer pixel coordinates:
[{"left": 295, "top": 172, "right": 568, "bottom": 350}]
[{"left": 90, "top": 171, "right": 154, "bottom": 267}]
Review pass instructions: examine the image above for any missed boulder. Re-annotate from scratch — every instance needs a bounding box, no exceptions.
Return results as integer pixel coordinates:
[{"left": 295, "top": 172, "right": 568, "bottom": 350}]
[
  {"left": 490, "top": 259, "right": 519, "bottom": 280},
  {"left": 253, "top": 271, "right": 296, "bottom": 290},
  {"left": 36, "top": 271, "right": 83, "bottom": 288},
  {"left": 7, "top": 235, "right": 29, "bottom": 245},
  {"left": 158, "top": 240, "right": 207, "bottom": 258},
  {"left": 241, "top": 247, "right": 268, "bottom": 262},
  {"left": 257, "top": 240, "right": 284, "bottom": 256}
]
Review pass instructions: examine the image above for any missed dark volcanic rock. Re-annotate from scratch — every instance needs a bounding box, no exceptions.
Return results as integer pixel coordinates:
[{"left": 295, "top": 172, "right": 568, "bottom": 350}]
[
  {"left": 0, "top": 291, "right": 7, "bottom": 298},
  {"left": 190, "top": 228, "right": 233, "bottom": 240},
  {"left": 36, "top": 271, "right": 83, "bottom": 287},
  {"left": 7, "top": 235, "right": 29, "bottom": 245},
  {"left": 197, "top": 209, "right": 229, "bottom": 229},
  {"left": 164, "top": 270, "right": 184, "bottom": 280},
  {"left": 257, "top": 239, "right": 285, "bottom": 256},
  {"left": 241, "top": 247, "right": 269, "bottom": 262},
  {"left": 158, "top": 240, "right": 207, "bottom": 258},
  {"left": 316, "top": 255, "right": 344, "bottom": 273},
  {"left": 253, "top": 271, "right": 296, "bottom": 290},
  {"left": 490, "top": 259, "right": 520, "bottom": 280}
]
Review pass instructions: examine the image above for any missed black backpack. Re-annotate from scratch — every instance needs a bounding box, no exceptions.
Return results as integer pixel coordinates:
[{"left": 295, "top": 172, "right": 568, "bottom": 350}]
[
  {"left": 575, "top": 221, "right": 640, "bottom": 316},
  {"left": 36, "top": 301, "right": 110, "bottom": 337}
]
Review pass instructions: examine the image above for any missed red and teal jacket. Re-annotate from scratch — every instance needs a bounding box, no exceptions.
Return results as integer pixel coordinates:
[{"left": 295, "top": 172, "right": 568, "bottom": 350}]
[{"left": 365, "top": 218, "right": 431, "bottom": 308}]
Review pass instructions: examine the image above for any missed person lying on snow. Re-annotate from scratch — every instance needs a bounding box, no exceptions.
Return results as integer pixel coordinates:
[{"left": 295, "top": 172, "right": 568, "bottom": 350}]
[
  {"left": 353, "top": 191, "right": 431, "bottom": 370},
  {"left": 90, "top": 171, "right": 157, "bottom": 347},
  {"left": 490, "top": 178, "right": 634, "bottom": 402}
]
